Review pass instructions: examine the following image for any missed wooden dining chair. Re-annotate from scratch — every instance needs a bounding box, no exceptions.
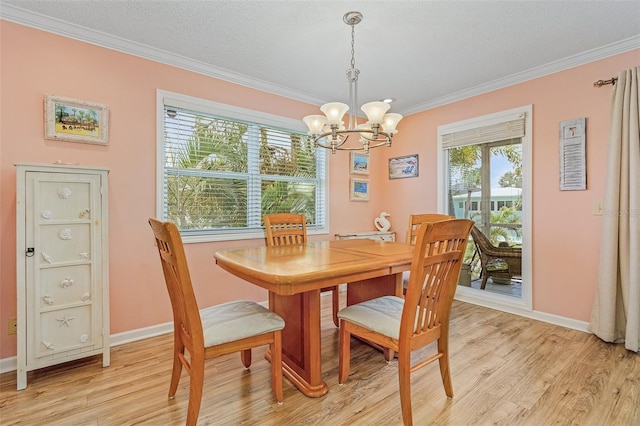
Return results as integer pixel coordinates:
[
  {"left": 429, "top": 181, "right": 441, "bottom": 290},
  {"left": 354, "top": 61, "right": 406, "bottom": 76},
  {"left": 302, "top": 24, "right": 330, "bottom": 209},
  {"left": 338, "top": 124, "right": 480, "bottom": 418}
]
[
  {"left": 338, "top": 218, "right": 474, "bottom": 426},
  {"left": 403, "top": 213, "right": 454, "bottom": 291},
  {"left": 148, "top": 218, "right": 285, "bottom": 426},
  {"left": 405, "top": 213, "right": 454, "bottom": 245},
  {"left": 264, "top": 213, "right": 341, "bottom": 327}
]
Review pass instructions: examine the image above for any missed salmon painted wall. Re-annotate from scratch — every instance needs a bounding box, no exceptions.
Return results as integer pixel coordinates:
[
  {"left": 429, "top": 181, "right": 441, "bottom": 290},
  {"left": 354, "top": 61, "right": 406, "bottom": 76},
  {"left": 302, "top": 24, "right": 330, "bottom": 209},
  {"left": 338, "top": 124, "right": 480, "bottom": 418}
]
[
  {"left": 377, "top": 49, "right": 640, "bottom": 322},
  {"left": 1, "top": 21, "right": 638, "bottom": 361},
  {"left": 0, "top": 21, "right": 388, "bottom": 360}
]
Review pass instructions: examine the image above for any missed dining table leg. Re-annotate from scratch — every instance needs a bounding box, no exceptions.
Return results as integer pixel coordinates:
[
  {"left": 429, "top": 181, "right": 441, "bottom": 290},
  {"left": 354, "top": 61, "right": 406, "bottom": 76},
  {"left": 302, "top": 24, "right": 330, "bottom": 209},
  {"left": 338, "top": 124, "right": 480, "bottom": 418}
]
[
  {"left": 267, "top": 289, "right": 328, "bottom": 397},
  {"left": 346, "top": 272, "right": 403, "bottom": 305}
]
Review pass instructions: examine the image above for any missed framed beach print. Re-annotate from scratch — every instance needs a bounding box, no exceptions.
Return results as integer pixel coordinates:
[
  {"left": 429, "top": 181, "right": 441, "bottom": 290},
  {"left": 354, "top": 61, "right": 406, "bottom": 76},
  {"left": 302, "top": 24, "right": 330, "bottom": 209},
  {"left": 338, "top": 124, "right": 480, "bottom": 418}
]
[
  {"left": 388, "top": 154, "right": 419, "bottom": 179},
  {"left": 44, "top": 94, "right": 109, "bottom": 145},
  {"left": 350, "top": 152, "right": 370, "bottom": 175},
  {"left": 350, "top": 178, "right": 369, "bottom": 202}
]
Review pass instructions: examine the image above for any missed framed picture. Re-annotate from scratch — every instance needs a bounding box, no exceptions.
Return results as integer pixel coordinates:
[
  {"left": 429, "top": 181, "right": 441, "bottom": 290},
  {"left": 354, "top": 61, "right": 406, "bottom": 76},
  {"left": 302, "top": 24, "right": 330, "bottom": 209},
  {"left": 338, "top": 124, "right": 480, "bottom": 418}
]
[
  {"left": 44, "top": 94, "right": 109, "bottom": 145},
  {"left": 350, "top": 178, "right": 369, "bottom": 202},
  {"left": 350, "top": 152, "right": 370, "bottom": 175},
  {"left": 559, "top": 117, "right": 586, "bottom": 191},
  {"left": 389, "top": 154, "right": 419, "bottom": 179}
]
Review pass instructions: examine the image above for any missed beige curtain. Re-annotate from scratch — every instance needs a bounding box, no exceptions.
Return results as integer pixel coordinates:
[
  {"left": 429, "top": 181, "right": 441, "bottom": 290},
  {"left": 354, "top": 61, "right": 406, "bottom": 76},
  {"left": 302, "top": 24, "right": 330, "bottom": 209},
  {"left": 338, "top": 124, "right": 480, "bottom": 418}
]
[{"left": 589, "top": 66, "right": 640, "bottom": 352}]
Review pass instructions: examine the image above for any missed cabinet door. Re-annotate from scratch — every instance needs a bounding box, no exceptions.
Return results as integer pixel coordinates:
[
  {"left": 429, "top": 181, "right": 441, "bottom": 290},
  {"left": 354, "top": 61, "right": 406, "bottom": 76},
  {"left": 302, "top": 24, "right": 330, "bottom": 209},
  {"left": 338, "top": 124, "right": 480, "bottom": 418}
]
[{"left": 25, "top": 172, "right": 104, "bottom": 364}]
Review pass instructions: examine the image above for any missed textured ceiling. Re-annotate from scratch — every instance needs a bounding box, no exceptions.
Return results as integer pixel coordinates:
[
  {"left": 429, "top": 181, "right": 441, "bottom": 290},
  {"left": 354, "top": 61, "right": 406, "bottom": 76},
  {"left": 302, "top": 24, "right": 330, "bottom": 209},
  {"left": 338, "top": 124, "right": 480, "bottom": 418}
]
[{"left": 2, "top": 1, "right": 640, "bottom": 115}]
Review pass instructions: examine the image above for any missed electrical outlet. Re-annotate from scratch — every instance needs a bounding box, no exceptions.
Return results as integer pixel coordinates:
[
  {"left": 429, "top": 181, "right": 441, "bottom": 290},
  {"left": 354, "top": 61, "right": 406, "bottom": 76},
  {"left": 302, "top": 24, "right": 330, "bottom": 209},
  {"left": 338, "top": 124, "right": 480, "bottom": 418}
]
[
  {"left": 8, "top": 317, "right": 17, "bottom": 335},
  {"left": 593, "top": 201, "right": 603, "bottom": 216}
]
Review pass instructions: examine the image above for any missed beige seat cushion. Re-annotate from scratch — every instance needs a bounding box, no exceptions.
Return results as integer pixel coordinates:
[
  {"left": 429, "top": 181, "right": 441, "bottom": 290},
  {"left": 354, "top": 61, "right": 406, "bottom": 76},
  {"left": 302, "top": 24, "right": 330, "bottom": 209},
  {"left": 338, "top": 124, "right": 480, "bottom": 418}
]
[
  {"left": 338, "top": 296, "right": 404, "bottom": 340},
  {"left": 201, "top": 300, "right": 285, "bottom": 347}
]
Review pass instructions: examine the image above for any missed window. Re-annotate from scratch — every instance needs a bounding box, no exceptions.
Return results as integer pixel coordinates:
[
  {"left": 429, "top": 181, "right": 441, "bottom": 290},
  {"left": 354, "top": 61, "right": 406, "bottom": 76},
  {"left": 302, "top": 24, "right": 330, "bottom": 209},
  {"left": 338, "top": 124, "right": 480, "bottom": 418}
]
[
  {"left": 438, "top": 105, "right": 532, "bottom": 309},
  {"left": 157, "top": 90, "right": 327, "bottom": 242}
]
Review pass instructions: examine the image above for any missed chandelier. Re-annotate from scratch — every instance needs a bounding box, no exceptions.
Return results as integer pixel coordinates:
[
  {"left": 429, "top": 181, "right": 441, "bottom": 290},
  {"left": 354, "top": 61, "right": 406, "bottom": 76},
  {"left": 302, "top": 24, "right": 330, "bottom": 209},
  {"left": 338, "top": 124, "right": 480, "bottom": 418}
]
[{"left": 303, "top": 11, "right": 402, "bottom": 154}]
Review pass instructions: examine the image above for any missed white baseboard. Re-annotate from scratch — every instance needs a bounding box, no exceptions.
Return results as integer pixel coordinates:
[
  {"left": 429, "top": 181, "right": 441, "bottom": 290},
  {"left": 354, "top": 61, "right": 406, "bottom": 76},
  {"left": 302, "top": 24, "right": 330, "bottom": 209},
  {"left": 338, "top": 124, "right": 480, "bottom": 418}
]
[
  {"left": 0, "top": 293, "right": 588, "bottom": 374},
  {"left": 454, "top": 293, "right": 589, "bottom": 332},
  {"left": 0, "top": 298, "right": 277, "bottom": 375},
  {"left": 0, "top": 322, "right": 174, "bottom": 375},
  {"left": 528, "top": 310, "right": 590, "bottom": 332},
  {"left": 109, "top": 321, "right": 173, "bottom": 347},
  {"left": 0, "top": 356, "right": 17, "bottom": 375}
]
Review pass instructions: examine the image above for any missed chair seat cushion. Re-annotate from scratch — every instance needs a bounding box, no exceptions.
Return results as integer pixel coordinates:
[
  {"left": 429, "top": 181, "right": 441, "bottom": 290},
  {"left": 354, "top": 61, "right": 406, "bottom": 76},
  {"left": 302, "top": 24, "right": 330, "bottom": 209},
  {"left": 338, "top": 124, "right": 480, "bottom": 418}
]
[
  {"left": 338, "top": 296, "right": 404, "bottom": 340},
  {"left": 486, "top": 258, "right": 509, "bottom": 271},
  {"left": 201, "top": 300, "right": 285, "bottom": 347}
]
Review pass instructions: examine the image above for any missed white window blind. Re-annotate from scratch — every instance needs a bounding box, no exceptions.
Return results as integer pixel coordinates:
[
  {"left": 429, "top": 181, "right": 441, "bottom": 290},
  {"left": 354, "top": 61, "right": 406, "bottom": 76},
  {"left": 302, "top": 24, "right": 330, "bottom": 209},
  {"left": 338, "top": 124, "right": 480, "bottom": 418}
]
[
  {"left": 158, "top": 91, "right": 326, "bottom": 239},
  {"left": 442, "top": 114, "right": 526, "bottom": 149}
]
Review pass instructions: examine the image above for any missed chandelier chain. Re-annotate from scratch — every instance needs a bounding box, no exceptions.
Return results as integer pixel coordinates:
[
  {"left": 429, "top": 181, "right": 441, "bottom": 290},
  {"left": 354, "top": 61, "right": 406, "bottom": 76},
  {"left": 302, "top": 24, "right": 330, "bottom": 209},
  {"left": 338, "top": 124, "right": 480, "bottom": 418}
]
[{"left": 350, "top": 24, "right": 356, "bottom": 72}]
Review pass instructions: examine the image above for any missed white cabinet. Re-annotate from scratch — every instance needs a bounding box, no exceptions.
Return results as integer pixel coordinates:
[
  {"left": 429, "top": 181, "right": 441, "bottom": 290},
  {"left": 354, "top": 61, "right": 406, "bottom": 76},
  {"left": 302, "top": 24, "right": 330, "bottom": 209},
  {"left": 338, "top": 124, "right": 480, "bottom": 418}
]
[
  {"left": 15, "top": 163, "right": 109, "bottom": 390},
  {"left": 335, "top": 231, "right": 396, "bottom": 241}
]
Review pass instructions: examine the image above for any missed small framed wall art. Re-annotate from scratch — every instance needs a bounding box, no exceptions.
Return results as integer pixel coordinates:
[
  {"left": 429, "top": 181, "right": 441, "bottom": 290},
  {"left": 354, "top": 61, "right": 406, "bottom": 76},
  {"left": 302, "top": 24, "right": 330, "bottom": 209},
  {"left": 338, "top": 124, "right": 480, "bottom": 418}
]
[
  {"left": 559, "top": 117, "right": 586, "bottom": 191},
  {"left": 389, "top": 154, "right": 419, "bottom": 179},
  {"left": 44, "top": 94, "right": 109, "bottom": 145},
  {"left": 350, "top": 178, "right": 370, "bottom": 202},
  {"left": 350, "top": 152, "right": 370, "bottom": 175}
]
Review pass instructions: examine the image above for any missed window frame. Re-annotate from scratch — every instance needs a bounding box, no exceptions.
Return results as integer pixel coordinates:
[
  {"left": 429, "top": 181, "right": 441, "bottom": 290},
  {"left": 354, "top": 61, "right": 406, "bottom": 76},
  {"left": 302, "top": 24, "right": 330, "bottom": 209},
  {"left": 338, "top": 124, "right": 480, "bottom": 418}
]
[{"left": 156, "top": 89, "right": 329, "bottom": 243}]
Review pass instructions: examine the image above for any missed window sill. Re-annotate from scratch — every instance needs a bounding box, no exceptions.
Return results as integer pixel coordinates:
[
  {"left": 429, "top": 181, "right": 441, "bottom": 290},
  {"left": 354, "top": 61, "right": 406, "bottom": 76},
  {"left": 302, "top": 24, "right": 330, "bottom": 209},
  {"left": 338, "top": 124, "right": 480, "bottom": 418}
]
[{"left": 181, "top": 227, "right": 329, "bottom": 243}]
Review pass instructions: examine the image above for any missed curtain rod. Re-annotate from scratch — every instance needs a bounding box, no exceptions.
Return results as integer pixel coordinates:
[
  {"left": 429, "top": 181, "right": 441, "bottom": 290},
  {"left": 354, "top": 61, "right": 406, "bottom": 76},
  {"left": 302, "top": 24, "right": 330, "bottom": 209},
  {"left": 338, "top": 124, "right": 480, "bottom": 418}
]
[{"left": 593, "top": 77, "right": 618, "bottom": 87}]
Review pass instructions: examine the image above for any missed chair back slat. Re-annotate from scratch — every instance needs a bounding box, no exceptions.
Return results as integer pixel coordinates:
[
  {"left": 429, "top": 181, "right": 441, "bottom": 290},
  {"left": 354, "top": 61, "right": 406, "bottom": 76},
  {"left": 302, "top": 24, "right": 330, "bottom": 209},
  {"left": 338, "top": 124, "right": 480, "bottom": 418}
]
[
  {"left": 406, "top": 213, "right": 453, "bottom": 245},
  {"left": 401, "top": 219, "right": 473, "bottom": 338},
  {"left": 149, "top": 218, "right": 204, "bottom": 349},
  {"left": 264, "top": 213, "right": 307, "bottom": 247}
]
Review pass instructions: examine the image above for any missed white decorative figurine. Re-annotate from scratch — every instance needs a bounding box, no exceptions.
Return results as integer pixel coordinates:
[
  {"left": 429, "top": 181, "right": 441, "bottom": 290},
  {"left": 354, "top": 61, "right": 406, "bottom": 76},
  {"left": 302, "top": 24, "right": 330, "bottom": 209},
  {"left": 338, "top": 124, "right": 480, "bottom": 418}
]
[{"left": 374, "top": 212, "right": 391, "bottom": 232}]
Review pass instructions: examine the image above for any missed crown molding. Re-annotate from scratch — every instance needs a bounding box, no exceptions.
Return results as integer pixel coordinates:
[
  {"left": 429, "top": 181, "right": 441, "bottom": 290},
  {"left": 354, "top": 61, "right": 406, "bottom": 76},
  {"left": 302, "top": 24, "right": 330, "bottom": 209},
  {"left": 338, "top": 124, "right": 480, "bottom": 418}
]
[
  {"left": 2, "top": 4, "right": 639, "bottom": 116},
  {"left": 401, "top": 35, "right": 640, "bottom": 115},
  {"left": 0, "top": 4, "right": 326, "bottom": 106}
]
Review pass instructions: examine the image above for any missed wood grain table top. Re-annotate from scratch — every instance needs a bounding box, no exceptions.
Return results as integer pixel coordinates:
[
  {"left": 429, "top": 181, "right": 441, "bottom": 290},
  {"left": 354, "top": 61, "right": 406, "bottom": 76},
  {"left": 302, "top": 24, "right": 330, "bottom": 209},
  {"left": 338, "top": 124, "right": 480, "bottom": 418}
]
[{"left": 215, "top": 239, "right": 414, "bottom": 295}]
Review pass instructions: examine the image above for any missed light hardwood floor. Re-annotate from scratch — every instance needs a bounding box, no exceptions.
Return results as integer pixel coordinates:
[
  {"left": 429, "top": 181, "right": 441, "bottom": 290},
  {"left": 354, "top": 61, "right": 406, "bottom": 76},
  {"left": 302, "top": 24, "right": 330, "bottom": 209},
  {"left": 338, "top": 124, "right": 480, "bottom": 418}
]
[{"left": 1, "top": 296, "right": 638, "bottom": 425}]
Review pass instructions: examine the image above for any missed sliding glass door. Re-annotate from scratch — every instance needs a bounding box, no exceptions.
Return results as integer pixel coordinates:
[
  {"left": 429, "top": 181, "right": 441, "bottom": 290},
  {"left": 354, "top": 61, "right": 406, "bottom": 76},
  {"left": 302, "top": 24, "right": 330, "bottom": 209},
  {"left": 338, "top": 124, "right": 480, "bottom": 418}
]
[{"left": 447, "top": 139, "right": 523, "bottom": 297}]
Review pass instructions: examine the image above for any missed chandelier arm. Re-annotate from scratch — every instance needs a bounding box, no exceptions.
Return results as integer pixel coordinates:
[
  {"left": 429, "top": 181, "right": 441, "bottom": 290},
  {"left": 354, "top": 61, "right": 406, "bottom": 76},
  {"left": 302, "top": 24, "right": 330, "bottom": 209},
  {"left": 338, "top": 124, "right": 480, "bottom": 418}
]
[
  {"left": 316, "top": 139, "right": 393, "bottom": 152},
  {"left": 312, "top": 129, "right": 393, "bottom": 140},
  {"left": 314, "top": 133, "right": 351, "bottom": 147},
  {"left": 358, "top": 132, "right": 393, "bottom": 142}
]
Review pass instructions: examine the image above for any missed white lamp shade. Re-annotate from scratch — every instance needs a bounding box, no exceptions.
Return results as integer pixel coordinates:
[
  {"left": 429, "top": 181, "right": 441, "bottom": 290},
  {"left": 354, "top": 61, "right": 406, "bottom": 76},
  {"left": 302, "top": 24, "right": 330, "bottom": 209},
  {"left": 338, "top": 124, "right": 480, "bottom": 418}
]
[
  {"left": 320, "top": 102, "right": 349, "bottom": 125},
  {"left": 303, "top": 115, "right": 328, "bottom": 135},
  {"left": 361, "top": 101, "right": 390, "bottom": 124},
  {"left": 381, "top": 113, "right": 403, "bottom": 133}
]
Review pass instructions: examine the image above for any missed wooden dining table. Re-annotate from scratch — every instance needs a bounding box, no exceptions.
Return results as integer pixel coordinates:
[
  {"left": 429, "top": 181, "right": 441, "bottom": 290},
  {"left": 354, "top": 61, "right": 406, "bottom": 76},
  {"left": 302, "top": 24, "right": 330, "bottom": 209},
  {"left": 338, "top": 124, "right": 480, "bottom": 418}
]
[{"left": 214, "top": 238, "right": 414, "bottom": 397}]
